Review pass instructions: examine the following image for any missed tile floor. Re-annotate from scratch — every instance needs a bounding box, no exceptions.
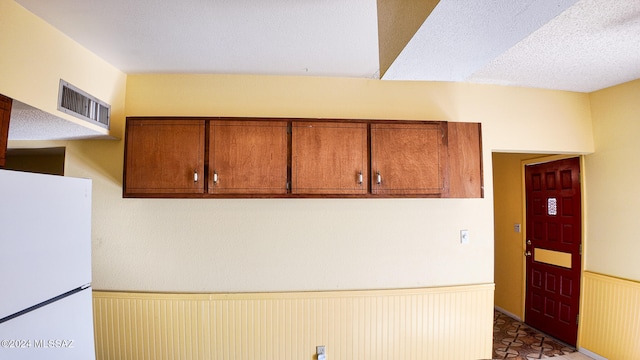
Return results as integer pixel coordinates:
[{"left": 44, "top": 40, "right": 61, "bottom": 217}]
[{"left": 493, "top": 310, "right": 576, "bottom": 359}]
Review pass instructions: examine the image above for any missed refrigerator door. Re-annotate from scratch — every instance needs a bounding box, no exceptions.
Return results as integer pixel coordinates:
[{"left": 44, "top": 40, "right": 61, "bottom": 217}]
[
  {"left": 0, "top": 287, "right": 96, "bottom": 360},
  {"left": 0, "top": 170, "right": 92, "bottom": 319}
]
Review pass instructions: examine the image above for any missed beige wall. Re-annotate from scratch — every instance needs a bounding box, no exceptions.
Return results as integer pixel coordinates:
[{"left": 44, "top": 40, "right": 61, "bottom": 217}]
[{"left": 585, "top": 79, "right": 640, "bottom": 282}]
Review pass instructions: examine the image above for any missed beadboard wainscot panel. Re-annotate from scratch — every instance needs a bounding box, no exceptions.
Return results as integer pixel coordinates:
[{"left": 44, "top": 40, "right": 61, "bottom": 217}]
[
  {"left": 579, "top": 272, "right": 640, "bottom": 359},
  {"left": 93, "top": 284, "right": 494, "bottom": 360}
]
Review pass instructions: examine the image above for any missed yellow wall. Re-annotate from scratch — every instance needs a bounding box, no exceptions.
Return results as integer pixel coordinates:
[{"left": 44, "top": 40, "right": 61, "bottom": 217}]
[
  {"left": 575, "top": 79, "right": 640, "bottom": 358},
  {"left": 2, "top": 0, "right": 597, "bottom": 295},
  {"left": 492, "top": 153, "right": 538, "bottom": 318},
  {"left": 125, "top": 74, "right": 594, "bottom": 156},
  {"left": 491, "top": 78, "right": 640, "bottom": 358},
  {"left": 585, "top": 79, "right": 640, "bottom": 282},
  {"left": 76, "top": 74, "right": 589, "bottom": 293},
  {"left": 9, "top": 74, "right": 595, "bottom": 293},
  {"left": 0, "top": 0, "right": 126, "bottom": 138},
  {"left": 493, "top": 153, "right": 587, "bottom": 320},
  {"left": 9, "top": 0, "right": 633, "bottom": 356}
]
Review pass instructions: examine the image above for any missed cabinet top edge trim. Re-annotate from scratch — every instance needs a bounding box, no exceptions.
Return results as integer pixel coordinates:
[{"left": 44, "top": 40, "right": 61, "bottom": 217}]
[{"left": 126, "top": 116, "right": 451, "bottom": 125}]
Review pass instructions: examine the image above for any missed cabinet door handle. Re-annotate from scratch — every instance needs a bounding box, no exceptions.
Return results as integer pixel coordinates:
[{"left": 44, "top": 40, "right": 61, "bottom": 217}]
[
  {"left": 213, "top": 171, "right": 218, "bottom": 184},
  {"left": 194, "top": 170, "right": 199, "bottom": 183},
  {"left": 358, "top": 171, "right": 363, "bottom": 185},
  {"left": 376, "top": 172, "right": 382, "bottom": 185}
]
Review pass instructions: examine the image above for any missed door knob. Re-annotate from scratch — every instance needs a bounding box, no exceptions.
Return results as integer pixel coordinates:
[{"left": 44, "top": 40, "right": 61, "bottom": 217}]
[
  {"left": 527, "top": 239, "right": 532, "bottom": 245},
  {"left": 524, "top": 251, "right": 532, "bottom": 257}
]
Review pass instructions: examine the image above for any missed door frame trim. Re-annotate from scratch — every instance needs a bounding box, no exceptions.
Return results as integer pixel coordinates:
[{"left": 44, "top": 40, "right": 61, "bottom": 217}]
[{"left": 519, "top": 154, "right": 586, "bottom": 346}]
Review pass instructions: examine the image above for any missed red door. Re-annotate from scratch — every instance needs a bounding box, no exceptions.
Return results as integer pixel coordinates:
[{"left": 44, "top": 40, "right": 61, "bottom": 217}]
[{"left": 525, "top": 157, "right": 581, "bottom": 346}]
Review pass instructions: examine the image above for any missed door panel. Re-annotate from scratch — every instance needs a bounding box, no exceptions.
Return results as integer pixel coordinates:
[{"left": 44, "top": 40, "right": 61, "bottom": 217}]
[
  {"left": 124, "top": 119, "right": 205, "bottom": 194},
  {"left": 291, "top": 121, "right": 368, "bottom": 195},
  {"left": 534, "top": 248, "right": 572, "bottom": 268},
  {"left": 525, "top": 157, "right": 581, "bottom": 346},
  {"left": 370, "top": 122, "right": 448, "bottom": 196},
  {"left": 0, "top": 94, "right": 12, "bottom": 168},
  {"left": 209, "top": 120, "right": 288, "bottom": 194}
]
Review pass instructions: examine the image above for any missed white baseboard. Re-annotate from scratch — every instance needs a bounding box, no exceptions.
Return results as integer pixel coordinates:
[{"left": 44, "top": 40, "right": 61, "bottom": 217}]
[
  {"left": 494, "top": 305, "right": 522, "bottom": 321},
  {"left": 578, "top": 347, "right": 607, "bottom": 360}
]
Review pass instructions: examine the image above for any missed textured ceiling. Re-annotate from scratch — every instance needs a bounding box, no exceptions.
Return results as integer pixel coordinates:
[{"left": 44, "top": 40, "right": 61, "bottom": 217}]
[
  {"left": 467, "top": 0, "right": 640, "bottom": 92},
  {"left": 15, "top": 0, "right": 380, "bottom": 78},
  {"left": 9, "top": 101, "right": 114, "bottom": 140},
  {"left": 9, "top": 0, "right": 640, "bottom": 140},
  {"left": 386, "top": 0, "right": 640, "bottom": 92},
  {"left": 382, "top": 0, "right": 579, "bottom": 81}
]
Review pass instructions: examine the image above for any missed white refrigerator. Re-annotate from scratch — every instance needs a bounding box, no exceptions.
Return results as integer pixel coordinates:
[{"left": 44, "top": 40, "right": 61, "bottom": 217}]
[{"left": 0, "top": 169, "right": 96, "bottom": 359}]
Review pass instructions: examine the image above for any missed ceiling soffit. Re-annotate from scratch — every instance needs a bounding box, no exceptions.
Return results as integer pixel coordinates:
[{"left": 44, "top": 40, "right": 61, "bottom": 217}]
[{"left": 377, "top": 0, "right": 440, "bottom": 78}]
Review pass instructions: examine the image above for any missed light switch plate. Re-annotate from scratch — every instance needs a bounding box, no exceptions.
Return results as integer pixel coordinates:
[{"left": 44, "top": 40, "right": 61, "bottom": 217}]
[{"left": 460, "top": 229, "right": 469, "bottom": 244}]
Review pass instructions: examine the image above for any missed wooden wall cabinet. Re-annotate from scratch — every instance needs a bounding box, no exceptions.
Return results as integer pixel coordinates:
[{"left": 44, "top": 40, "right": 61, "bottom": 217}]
[
  {"left": 291, "top": 121, "right": 368, "bottom": 195},
  {"left": 123, "top": 118, "right": 482, "bottom": 198},
  {"left": 124, "top": 119, "right": 205, "bottom": 196},
  {"left": 371, "top": 122, "right": 448, "bottom": 196},
  {"left": 0, "top": 94, "right": 12, "bottom": 168},
  {"left": 209, "top": 120, "right": 288, "bottom": 195}
]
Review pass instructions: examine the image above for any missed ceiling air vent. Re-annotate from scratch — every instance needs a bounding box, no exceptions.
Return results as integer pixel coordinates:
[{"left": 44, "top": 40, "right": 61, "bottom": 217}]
[{"left": 58, "top": 79, "right": 110, "bottom": 129}]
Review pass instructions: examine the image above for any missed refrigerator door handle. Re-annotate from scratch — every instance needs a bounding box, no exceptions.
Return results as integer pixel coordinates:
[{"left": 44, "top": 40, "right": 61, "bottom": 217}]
[{"left": 0, "top": 286, "right": 87, "bottom": 325}]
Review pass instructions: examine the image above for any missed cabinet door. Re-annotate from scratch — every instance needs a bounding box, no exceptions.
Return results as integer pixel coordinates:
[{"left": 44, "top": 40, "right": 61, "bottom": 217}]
[
  {"left": 371, "top": 122, "right": 448, "bottom": 196},
  {"left": 209, "top": 120, "right": 288, "bottom": 195},
  {"left": 0, "top": 94, "right": 12, "bottom": 168},
  {"left": 292, "top": 121, "right": 368, "bottom": 195},
  {"left": 448, "top": 122, "right": 483, "bottom": 198},
  {"left": 124, "top": 119, "right": 205, "bottom": 195}
]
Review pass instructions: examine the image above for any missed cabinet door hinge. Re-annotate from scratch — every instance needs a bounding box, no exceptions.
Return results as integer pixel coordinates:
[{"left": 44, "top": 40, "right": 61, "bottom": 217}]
[
  {"left": 576, "top": 313, "right": 579, "bottom": 325},
  {"left": 287, "top": 124, "right": 292, "bottom": 134},
  {"left": 579, "top": 244, "right": 582, "bottom": 256},
  {"left": 286, "top": 181, "right": 290, "bottom": 190}
]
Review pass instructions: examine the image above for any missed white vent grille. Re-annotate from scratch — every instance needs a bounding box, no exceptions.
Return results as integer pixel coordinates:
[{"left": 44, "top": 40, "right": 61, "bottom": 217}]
[{"left": 58, "top": 80, "right": 110, "bottom": 129}]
